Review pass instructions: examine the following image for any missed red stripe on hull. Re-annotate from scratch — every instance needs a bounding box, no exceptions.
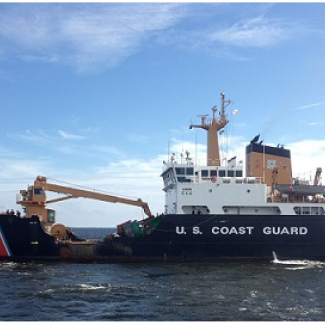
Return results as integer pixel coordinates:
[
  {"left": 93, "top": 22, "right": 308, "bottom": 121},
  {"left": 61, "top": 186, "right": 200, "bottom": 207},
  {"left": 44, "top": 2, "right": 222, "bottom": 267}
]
[{"left": 0, "top": 230, "right": 10, "bottom": 257}]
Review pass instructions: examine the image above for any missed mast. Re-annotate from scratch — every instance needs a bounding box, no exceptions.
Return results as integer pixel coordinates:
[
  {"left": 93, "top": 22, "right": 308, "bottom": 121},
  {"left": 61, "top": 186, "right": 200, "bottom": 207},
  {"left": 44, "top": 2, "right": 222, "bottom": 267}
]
[{"left": 189, "top": 92, "right": 231, "bottom": 166}]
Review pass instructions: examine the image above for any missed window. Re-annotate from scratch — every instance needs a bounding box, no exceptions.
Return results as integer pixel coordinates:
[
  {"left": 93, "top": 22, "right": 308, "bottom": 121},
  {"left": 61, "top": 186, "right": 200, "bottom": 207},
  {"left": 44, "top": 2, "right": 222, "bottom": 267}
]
[
  {"left": 177, "top": 177, "right": 191, "bottom": 183},
  {"left": 34, "top": 188, "right": 44, "bottom": 195},
  {"left": 219, "top": 170, "right": 226, "bottom": 177},
  {"left": 210, "top": 170, "right": 217, "bottom": 177},
  {"left": 175, "top": 167, "right": 185, "bottom": 175},
  {"left": 294, "top": 206, "right": 325, "bottom": 215},
  {"left": 236, "top": 170, "right": 243, "bottom": 177},
  {"left": 201, "top": 170, "right": 209, "bottom": 177},
  {"left": 47, "top": 209, "right": 55, "bottom": 223},
  {"left": 228, "top": 170, "right": 234, "bottom": 177},
  {"left": 186, "top": 167, "right": 194, "bottom": 175},
  {"left": 311, "top": 207, "right": 324, "bottom": 215},
  {"left": 294, "top": 207, "right": 301, "bottom": 215}
]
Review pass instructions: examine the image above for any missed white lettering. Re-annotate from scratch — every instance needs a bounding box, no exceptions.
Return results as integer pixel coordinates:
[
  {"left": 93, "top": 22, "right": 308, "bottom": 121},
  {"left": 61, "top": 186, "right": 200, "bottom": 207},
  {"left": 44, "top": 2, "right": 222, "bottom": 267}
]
[
  {"left": 280, "top": 227, "right": 290, "bottom": 235},
  {"left": 300, "top": 227, "right": 308, "bottom": 235},
  {"left": 178, "top": 225, "right": 308, "bottom": 236},
  {"left": 291, "top": 227, "right": 298, "bottom": 235},
  {"left": 220, "top": 227, "right": 229, "bottom": 235},
  {"left": 211, "top": 226, "right": 255, "bottom": 235},
  {"left": 176, "top": 226, "right": 186, "bottom": 235},
  {"left": 193, "top": 226, "right": 202, "bottom": 235},
  {"left": 228, "top": 227, "right": 238, "bottom": 235},
  {"left": 262, "top": 226, "right": 308, "bottom": 235},
  {"left": 212, "top": 227, "right": 219, "bottom": 235},
  {"left": 263, "top": 227, "right": 271, "bottom": 235}
]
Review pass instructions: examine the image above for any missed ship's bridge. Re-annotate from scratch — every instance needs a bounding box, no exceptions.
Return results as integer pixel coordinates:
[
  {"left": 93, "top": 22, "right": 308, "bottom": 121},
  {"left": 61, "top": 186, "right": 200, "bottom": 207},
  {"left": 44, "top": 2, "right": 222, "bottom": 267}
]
[
  {"left": 161, "top": 156, "right": 244, "bottom": 191},
  {"left": 161, "top": 155, "right": 265, "bottom": 215}
]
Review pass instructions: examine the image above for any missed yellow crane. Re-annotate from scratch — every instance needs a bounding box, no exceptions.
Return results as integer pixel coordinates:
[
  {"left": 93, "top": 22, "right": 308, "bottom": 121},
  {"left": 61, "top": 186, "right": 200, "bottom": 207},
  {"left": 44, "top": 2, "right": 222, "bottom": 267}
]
[{"left": 17, "top": 176, "right": 152, "bottom": 228}]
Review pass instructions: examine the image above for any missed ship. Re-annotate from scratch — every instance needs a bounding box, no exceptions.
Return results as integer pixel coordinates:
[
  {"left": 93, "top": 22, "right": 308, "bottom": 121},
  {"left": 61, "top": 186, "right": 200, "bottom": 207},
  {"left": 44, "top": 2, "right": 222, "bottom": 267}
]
[{"left": 1, "top": 92, "right": 325, "bottom": 262}]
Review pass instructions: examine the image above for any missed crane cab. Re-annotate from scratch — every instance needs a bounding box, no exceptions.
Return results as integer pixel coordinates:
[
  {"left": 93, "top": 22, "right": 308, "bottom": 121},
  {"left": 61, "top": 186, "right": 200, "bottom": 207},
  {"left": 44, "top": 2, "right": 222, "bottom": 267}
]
[{"left": 17, "top": 186, "right": 56, "bottom": 227}]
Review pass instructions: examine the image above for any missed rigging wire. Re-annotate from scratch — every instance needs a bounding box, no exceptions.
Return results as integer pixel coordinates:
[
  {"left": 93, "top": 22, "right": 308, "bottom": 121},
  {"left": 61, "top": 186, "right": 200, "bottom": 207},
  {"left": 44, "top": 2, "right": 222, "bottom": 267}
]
[{"left": 46, "top": 177, "right": 148, "bottom": 201}]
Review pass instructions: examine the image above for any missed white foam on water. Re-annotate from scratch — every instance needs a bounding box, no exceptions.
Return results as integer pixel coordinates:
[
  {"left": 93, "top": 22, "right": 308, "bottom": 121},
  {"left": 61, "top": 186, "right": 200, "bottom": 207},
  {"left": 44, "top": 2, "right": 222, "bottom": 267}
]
[
  {"left": 79, "top": 283, "right": 108, "bottom": 291},
  {"left": 272, "top": 251, "right": 325, "bottom": 269}
]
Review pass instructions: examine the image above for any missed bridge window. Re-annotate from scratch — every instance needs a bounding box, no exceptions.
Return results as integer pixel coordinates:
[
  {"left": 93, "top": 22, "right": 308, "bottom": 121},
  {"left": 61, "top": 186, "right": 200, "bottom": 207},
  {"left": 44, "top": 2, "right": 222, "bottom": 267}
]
[
  {"left": 175, "top": 167, "right": 193, "bottom": 182},
  {"left": 228, "top": 170, "right": 234, "bottom": 177},
  {"left": 210, "top": 170, "right": 217, "bottom": 177},
  {"left": 219, "top": 170, "right": 226, "bottom": 177},
  {"left": 201, "top": 170, "right": 209, "bottom": 177},
  {"left": 186, "top": 167, "right": 194, "bottom": 175},
  {"left": 175, "top": 167, "right": 185, "bottom": 175},
  {"left": 236, "top": 170, "right": 243, "bottom": 177}
]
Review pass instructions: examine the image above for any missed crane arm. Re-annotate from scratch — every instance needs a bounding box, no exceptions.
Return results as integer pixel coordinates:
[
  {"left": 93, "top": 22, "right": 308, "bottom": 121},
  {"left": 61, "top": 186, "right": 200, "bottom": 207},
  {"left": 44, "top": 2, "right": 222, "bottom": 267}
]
[
  {"left": 34, "top": 176, "right": 153, "bottom": 217},
  {"left": 46, "top": 195, "right": 74, "bottom": 204}
]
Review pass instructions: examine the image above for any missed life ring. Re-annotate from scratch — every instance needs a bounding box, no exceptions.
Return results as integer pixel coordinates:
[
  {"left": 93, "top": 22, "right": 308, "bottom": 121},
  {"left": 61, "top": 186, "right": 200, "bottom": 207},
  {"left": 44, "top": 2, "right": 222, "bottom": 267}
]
[{"left": 211, "top": 176, "right": 217, "bottom": 183}]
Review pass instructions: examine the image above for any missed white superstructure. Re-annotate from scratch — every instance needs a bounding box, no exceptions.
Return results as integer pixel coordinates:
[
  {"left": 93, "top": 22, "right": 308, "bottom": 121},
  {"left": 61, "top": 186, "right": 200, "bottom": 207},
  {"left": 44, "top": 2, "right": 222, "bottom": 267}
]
[{"left": 161, "top": 93, "right": 325, "bottom": 217}]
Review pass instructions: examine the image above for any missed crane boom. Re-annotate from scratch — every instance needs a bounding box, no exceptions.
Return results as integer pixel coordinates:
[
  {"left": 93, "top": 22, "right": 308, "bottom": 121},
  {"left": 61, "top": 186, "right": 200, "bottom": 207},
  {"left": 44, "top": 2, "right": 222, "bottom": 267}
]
[{"left": 17, "top": 176, "right": 153, "bottom": 227}]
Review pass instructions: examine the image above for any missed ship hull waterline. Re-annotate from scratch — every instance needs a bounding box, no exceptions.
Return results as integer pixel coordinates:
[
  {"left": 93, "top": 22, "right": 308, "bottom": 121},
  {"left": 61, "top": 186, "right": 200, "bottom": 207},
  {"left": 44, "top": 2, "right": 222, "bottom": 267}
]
[{"left": 1, "top": 214, "right": 325, "bottom": 263}]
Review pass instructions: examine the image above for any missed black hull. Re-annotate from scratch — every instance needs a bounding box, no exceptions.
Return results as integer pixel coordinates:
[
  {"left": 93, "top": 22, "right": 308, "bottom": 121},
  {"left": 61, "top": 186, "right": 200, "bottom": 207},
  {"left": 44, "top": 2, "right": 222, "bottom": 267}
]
[{"left": 1, "top": 214, "right": 325, "bottom": 262}]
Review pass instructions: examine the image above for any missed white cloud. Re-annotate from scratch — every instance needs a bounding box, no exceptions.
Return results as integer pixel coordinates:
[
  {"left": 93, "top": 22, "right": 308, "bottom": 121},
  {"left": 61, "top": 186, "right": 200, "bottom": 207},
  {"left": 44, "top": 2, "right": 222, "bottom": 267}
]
[
  {"left": 0, "top": 158, "right": 50, "bottom": 180},
  {"left": 15, "top": 129, "right": 55, "bottom": 146},
  {"left": 58, "top": 130, "right": 85, "bottom": 140},
  {"left": 0, "top": 3, "right": 187, "bottom": 73},
  {"left": 308, "top": 122, "right": 325, "bottom": 126},
  {"left": 288, "top": 139, "right": 325, "bottom": 177},
  {"left": 208, "top": 16, "right": 296, "bottom": 48},
  {"left": 0, "top": 3, "right": 316, "bottom": 74},
  {"left": 293, "top": 101, "right": 325, "bottom": 111},
  {"left": 91, "top": 144, "right": 124, "bottom": 158},
  {"left": 14, "top": 129, "right": 85, "bottom": 146},
  {"left": 155, "top": 8, "right": 309, "bottom": 62}
]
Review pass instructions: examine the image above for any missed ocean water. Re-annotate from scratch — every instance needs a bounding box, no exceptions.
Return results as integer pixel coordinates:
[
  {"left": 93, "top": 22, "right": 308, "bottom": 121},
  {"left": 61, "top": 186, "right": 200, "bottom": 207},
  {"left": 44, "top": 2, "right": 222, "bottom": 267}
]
[{"left": 1, "top": 228, "right": 325, "bottom": 321}]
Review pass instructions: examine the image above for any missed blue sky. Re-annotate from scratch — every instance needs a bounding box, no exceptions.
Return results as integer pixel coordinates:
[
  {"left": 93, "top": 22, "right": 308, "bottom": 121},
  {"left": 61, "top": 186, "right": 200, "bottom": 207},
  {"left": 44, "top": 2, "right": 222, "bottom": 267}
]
[{"left": 1, "top": 2, "right": 325, "bottom": 227}]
